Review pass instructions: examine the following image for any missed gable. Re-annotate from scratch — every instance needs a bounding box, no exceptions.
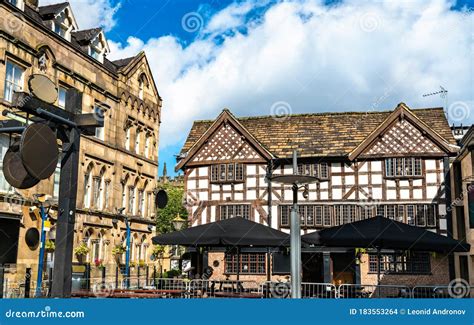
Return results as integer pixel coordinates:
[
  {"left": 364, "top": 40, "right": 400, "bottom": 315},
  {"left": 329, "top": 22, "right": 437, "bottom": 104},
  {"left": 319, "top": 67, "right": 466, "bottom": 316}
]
[
  {"left": 121, "top": 53, "right": 160, "bottom": 100},
  {"left": 360, "top": 118, "right": 444, "bottom": 158},
  {"left": 190, "top": 123, "right": 264, "bottom": 164}
]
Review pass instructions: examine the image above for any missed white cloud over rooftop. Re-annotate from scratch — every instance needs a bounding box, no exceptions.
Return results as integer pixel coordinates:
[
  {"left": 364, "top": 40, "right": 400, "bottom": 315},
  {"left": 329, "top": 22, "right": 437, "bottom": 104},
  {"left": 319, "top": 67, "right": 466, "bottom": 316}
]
[{"left": 98, "top": 1, "right": 474, "bottom": 149}]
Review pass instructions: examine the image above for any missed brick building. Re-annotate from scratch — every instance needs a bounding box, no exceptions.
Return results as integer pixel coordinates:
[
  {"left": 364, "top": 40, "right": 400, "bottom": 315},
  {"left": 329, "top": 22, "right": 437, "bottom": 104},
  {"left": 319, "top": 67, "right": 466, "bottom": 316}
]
[{"left": 0, "top": 0, "right": 161, "bottom": 294}]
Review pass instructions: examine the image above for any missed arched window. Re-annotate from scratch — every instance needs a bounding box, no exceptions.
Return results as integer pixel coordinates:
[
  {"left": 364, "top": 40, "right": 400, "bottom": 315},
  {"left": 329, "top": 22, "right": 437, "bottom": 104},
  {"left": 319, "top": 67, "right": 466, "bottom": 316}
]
[
  {"left": 91, "top": 232, "right": 104, "bottom": 263},
  {"left": 125, "top": 127, "right": 131, "bottom": 150},
  {"left": 83, "top": 229, "right": 93, "bottom": 262},
  {"left": 144, "top": 135, "right": 151, "bottom": 158},
  {"left": 138, "top": 74, "right": 148, "bottom": 100},
  {"left": 128, "top": 186, "right": 135, "bottom": 214},
  {"left": 137, "top": 189, "right": 144, "bottom": 216},
  {"left": 135, "top": 129, "right": 141, "bottom": 154},
  {"left": 139, "top": 235, "right": 147, "bottom": 262},
  {"left": 138, "top": 78, "right": 144, "bottom": 100},
  {"left": 83, "top": 164, "right": 93, "bottom": 208},
  {"left": 93, "top": 167, "right": 106, "bottom": 210}
]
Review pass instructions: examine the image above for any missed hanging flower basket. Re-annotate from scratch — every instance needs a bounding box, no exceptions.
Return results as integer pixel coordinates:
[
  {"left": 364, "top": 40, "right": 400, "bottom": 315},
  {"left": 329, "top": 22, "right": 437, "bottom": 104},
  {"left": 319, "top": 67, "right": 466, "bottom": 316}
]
[
  {"left": 112, "top": 245, "right": 126, "bottom": 264},
  {"left": 45, "top": 240, "right": 55, "bottom": 253},
  {"left": 74, "top": 243, "right": 89, "bottom": 264}
]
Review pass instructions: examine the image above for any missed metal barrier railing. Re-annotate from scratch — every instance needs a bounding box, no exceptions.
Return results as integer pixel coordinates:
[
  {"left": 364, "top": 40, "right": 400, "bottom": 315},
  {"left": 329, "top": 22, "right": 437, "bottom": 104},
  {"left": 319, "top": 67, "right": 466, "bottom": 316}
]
[
  {"left": 412, "top": 285, "right": 473, "bottom": 299},
  {"left": 3, "top": 279, "right": 472, "bottom": 299},
  {"left": 259, "top": 281, "right": 291, "bottom": 298},
  {"left": 258, "top": 282, "right": 336, "bottom": 298},
  {"left": 302, "top": 283, "right": 337, "bottom": 298},
  {"left": 337, "top": 284, "right": 411, "bottom": 298}
]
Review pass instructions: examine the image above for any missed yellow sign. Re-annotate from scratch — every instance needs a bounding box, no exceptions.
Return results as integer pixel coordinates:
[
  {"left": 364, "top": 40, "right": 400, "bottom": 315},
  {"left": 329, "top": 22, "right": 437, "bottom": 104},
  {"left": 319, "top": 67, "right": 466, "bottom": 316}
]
[
  {"left": 44, "top": 220, "right": 51, "bottom": 231},
  {"left": 72, "top": 265, "right": 86, "bottom": 273}
]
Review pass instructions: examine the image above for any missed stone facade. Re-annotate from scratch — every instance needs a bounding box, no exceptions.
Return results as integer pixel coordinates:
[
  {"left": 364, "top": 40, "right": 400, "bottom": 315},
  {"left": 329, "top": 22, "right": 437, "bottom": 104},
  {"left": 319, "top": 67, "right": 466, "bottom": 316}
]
[{"left": 0, "top": 0, "right": 162, "bottom": 293}]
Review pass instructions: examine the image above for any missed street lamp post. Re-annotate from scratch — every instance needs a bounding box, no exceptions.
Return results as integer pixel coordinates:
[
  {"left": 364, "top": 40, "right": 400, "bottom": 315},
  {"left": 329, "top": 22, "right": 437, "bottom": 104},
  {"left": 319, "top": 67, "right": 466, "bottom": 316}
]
[
  {"left": 34, "top": 202, "right": 46, "bottom": 297},
  {"left": 34, "top": 194, "right": 50, "bottom": 298},
  {"left": 172, "top": 214, "right": 186, "bottom": 231},
  {"left": 116, "top": 208, "right": 130, "bottom": 289},
  {"left": 125, "top": 216, "right": 131, "bottom": 289},
  {"left": 269, "top": 150, "right": 318, "bottom": 298}
]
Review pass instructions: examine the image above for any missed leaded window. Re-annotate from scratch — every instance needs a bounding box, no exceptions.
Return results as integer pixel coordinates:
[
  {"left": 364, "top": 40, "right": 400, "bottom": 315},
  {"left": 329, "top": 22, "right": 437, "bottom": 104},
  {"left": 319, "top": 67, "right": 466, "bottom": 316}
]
[
  {"left": 368, "top": 252, "right": 430, "bottom": 274},
  {"left": 225, "top": 253, "right": 266, "bottom": 274},
  {"left": 220, "top": 205, "right": 250, "bottom": 220},
  {"left": 211, "top": 163, "right": 244, "bottom": 183},
  {"left": 385, "top": 158, "right": 422, "bottom": 177}
]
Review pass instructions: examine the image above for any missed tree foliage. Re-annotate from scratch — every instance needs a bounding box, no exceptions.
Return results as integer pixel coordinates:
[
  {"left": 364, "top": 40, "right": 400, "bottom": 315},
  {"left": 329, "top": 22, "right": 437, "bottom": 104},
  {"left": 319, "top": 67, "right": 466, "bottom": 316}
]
[{"left": 156, "top": 182, "right": 188, "bottom": 234}]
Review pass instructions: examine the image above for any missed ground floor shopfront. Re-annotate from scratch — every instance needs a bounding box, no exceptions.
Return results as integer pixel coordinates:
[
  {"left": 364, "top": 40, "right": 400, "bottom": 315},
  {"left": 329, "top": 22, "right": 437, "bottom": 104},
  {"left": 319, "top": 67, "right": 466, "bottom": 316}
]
[
  {"left": 0, "top": 204, "right": 170, "bottom": 297},
  {"left": 189, "top": 248, "right": 450, "bottom": 288}
]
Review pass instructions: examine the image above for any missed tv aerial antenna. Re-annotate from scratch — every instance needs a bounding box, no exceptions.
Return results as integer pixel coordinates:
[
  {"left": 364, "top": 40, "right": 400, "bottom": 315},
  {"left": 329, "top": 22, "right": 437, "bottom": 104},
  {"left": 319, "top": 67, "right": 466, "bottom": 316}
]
[{"left": 423, "top": 86, "right": 448, "bottom": 120}]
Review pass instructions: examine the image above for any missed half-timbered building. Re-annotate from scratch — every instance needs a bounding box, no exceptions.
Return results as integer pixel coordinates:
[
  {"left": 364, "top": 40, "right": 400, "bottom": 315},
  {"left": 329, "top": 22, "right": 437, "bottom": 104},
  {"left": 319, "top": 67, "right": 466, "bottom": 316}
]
[{"left": 177, "top": 103, "right": 459, "bottom": 286}]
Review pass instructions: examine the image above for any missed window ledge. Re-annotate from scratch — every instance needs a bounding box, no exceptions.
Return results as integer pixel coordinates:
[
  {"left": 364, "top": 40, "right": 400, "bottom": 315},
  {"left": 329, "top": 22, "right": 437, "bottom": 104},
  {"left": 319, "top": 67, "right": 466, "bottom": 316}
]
[{"left": 384, "top": 176, "right": 424, "bottom": 180}]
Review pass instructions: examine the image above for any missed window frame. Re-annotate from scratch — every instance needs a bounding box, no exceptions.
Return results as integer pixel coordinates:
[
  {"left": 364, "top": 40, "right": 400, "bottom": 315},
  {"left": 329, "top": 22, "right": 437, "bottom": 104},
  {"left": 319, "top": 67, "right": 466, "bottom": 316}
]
[
  {"left": 225, "top": 252, "right": 266, "bottom": 275},
  {"left": 210, "top": 163, "right": 245, "bottom": 183},
  {"left": 4, "top": 60, "right": 25, "bottom": 103},
  {"left": 220, "top": 204, "right": 251, "bottom": 220},
  {"left": 279, "top": 205, "right": 332, "bottom": 228},
  {"left": 385, "top": 157, "right": 423, "bottom": 178},
  {"left": 368, "top": 252, "right": 431, "bottom": 275}
]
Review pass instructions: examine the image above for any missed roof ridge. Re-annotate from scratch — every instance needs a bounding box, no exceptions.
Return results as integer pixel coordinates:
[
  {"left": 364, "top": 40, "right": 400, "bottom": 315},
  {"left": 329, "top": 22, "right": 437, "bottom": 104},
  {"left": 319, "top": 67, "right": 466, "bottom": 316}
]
[
  {"left": 191, "top": 107, "right": 445, "bottom": 122},
  {"left": 38, "top": 2, "right": 69, "bottom": 9}
]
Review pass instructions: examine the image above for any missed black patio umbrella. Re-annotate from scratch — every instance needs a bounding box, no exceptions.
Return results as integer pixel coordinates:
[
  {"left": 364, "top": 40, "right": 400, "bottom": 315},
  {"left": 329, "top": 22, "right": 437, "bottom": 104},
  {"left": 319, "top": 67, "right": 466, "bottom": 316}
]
[
  {"left": 152, "top": 217, "right": 290, "bottom": 280},
  {"left": 152, "top": 217, "right": 289, "bottom": 247},
  {"left": 302, "top": 215, "right": 470, "bottom": 285}
]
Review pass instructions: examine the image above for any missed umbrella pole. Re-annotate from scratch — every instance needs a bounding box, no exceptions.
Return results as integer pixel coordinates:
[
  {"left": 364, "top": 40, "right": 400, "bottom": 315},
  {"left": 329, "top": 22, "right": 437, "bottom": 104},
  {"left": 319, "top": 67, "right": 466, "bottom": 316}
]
[
  {"left": 377, "top": 248, "right": 381, "bottom": 298},
  {"left": 236, "top": 247, "right": 240, "bottom": 281}
]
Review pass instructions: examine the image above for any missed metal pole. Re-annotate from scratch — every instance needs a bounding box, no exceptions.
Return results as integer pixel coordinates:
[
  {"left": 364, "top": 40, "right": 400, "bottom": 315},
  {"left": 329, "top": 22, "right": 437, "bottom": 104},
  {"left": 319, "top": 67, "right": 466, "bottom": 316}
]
[
  {"left": 376, "top": 248, "right": 381, "bottom": 285},
  {"left": 51, "top": 126, "right": 81, "bottom": 297},
  {"left": 125, "top": 217, "right": 131, "bottom": 289},
  {"left": 24, "top": 268, "right": 31, "bottom": 298},
  {"left": 35, "top": 204, "right": 46, "bottom": 297},
  {"left": 0, "top": 265, "right": 4, "bottom": 298},
  {"left": 290, "top": 150, "right": 301, "bottom": 298},
  {"left": 236, "top": 247, "right": 240, "bottom": 281}
]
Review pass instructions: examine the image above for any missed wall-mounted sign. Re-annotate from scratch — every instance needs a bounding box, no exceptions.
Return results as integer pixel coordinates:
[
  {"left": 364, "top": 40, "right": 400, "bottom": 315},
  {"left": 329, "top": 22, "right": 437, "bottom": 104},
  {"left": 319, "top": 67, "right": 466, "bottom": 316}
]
[{"left": 28, "top": 74, "right": 58, "bottom": 104}]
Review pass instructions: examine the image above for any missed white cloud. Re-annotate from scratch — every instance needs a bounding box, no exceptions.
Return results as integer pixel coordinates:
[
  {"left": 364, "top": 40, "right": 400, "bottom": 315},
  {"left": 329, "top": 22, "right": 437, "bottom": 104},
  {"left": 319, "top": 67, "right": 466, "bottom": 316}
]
[
  {"left": 39, "top": 0, "right": 121, "bottom": 31},
  {"left": 109, "top": 0, "right": 474, "bottom": 150}
]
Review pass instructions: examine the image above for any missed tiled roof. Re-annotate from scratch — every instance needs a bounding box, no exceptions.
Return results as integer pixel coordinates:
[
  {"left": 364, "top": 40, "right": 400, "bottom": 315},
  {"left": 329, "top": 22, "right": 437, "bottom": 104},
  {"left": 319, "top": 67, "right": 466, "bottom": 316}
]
[
  {"left": 181, "top": 107, "right": 457, "bottom": 158},
  {"left": 22, "top": 2, "right": 137, "bottom": 74},
  {"left": 112, "top": 57, "right": 136, "bottom": 68},
  {"left": 71, "top": 28, "right": 102, "bottom": 43},
  {"left": 38, "top": 2, "right": 69, "bottom": 18}
]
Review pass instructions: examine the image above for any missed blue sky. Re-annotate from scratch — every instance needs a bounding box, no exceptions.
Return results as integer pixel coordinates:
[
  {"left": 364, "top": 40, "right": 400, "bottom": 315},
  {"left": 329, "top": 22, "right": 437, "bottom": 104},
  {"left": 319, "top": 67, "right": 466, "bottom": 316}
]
[{"left": 44, "top": 0, "right": 474, "bottom": 176}]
